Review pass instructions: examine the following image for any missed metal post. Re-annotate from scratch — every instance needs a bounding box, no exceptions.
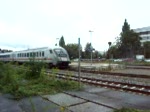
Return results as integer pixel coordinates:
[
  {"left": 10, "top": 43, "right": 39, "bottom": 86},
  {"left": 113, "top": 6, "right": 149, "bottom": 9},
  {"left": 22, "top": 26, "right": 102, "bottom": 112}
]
[
  {"left": 108, "top": 42, "right": 112, "bottom": 69},
  {"left": 78, "top": 38, "right": 81, "bottom": 89},
  {"left": 91, "top": 49, "right": 92, "bottom": 66},
  {"left": 89, "top": 30, "right": 93, "bottom": 66}
]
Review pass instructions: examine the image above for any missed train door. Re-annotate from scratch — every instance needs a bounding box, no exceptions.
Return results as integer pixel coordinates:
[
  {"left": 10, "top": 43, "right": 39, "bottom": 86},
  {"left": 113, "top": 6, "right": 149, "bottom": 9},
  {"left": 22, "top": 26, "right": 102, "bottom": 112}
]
[{"left": 49, "top": 49, "right": 57, "bottom": 66}]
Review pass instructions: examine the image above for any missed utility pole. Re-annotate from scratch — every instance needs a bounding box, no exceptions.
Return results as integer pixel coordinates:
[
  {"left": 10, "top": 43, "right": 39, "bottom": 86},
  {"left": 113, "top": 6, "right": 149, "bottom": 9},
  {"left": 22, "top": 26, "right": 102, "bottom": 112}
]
[
  {"left": 108, "top": 42, "right": 112, "bottom": 69},
  {"left": 89, "top": 30, "right": 93, "bottom": 66},
  {"left": 56, "top": 38, "right": 59, "bottom": 46},
  {"left": 78, "top": 38, "right": 81, "bottom": 89}
]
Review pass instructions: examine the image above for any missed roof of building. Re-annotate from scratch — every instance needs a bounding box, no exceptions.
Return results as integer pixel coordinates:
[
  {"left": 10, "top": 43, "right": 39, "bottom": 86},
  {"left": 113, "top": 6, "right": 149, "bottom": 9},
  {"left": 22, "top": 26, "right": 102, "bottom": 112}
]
[{"left": 133, "top": 26, "right": 150, "bottom": 32}]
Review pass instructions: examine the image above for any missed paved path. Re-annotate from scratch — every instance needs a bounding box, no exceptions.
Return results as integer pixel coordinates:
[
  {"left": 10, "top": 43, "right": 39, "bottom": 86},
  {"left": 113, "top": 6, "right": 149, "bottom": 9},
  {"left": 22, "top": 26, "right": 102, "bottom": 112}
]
[
  {"left": 0, "top": 85, "right": 150, "bottom": 112},
  {"left": 0, "top": 94, "right": 22, "bottom": 112}
]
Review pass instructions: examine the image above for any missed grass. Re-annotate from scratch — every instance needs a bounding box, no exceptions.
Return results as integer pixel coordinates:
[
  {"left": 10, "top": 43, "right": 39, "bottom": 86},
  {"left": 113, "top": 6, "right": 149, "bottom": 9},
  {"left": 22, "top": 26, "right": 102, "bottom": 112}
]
[
  {"left": 114, "top": 108, "right": 150, "bottom": 112},
  {"left": 0, "top": 61, "right": 80, "bottom": 99}
]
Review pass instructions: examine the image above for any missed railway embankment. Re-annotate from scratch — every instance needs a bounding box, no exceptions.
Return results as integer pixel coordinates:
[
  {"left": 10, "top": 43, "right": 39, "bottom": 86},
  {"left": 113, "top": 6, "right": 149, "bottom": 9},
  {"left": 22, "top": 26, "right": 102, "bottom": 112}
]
[
  {"left": 0, "top": 62, "right": 150, "bottom": 112},
  {"left": 69, "top": 62, "right": 150, "bottom": 76}
]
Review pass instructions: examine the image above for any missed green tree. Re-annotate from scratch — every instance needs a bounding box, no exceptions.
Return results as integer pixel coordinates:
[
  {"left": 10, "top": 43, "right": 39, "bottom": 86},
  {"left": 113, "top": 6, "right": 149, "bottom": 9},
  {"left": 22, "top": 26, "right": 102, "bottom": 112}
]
[
  {"left": 118, "top": 19, "right": 141, "bottom": 58},
  {"left": 93, "top": 50, "right": 99, "bottom": 59},
  {"left": 107, "top": 45, "right": 120, "bottom": 59},
  {"left": 143, "top": 41, "right": 150, "bottom": 58},
  {"left": 84, "top": 42, "right": 92, "bottom": 58},
  {"left": 59, "top": 36, "right": 65, "bottom": 48},
  {"left": 65, "top": 44, "right": 81, "bottom": 59}
]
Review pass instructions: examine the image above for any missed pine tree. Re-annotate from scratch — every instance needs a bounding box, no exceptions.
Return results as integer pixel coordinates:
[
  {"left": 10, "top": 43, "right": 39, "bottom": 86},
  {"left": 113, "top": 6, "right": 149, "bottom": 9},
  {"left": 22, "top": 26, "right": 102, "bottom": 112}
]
[
  {"left": 118, "top": 19, "right": 141, "bottom": 58},
  {"left": 59, "top": 36, "right": 65, "bottom": 48}
]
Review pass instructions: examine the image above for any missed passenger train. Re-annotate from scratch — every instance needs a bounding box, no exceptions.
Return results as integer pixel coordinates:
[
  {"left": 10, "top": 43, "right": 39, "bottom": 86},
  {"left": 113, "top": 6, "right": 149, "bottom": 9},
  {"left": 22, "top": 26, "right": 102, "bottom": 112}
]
[{"left": 0, "top": 46, "right": 71, "bottom": 67}]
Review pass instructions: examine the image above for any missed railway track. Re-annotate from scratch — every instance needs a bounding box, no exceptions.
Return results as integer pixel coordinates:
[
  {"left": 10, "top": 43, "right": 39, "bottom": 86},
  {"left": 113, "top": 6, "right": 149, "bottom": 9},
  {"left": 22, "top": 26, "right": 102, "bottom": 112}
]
[
  {"left": 16, "top": 65, "right": 150, "bottom": 95},
  {"left": 126, "top": 65, "right": 150, "bottom": 70},
  {"left": 47, "top": 71, "right": 150, "bottom": 95},
  {"left": 67, "top": 67, "right": 150, "bottom": 79}
]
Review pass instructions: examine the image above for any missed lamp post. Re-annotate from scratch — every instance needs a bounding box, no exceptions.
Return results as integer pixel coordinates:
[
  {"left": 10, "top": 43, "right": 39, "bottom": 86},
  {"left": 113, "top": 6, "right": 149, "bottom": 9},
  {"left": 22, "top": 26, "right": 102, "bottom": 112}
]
[
  {"left": 89, "top": 30, "right": 93, "bottom": 66},
  {"left": 108, "top": 42, "right": 112, "bottom": 68},
  {"left": 56, "top": 38, "right": 59, "bottom": 46},
  {"left": 78, "top": 38, "right": 81, "bottom": 88},
  {"left": 141, "top": 42, "right": 145, "bottom": 59}
]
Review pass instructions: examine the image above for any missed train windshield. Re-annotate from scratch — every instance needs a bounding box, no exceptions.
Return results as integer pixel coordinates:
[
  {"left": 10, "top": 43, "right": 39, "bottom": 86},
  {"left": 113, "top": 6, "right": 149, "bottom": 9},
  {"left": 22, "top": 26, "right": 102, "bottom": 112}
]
[{"left": 54, "top": 49, "right": 67, "bottom": 57}]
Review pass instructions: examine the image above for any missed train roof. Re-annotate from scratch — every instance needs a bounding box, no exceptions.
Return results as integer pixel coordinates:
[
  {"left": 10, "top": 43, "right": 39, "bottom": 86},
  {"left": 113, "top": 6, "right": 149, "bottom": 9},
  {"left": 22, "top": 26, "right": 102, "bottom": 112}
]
[
  {"left": 15, "top": 46, "right": 64, "bottom": 52},
  {"left": 19, "top": 46, "right": 62, "bottom": 51},
  {"left": 0, "top": 46, "right": 65, "bottom": 55},
  {"left": 0, "top": 52, "right": 12, "bottom": 55}
]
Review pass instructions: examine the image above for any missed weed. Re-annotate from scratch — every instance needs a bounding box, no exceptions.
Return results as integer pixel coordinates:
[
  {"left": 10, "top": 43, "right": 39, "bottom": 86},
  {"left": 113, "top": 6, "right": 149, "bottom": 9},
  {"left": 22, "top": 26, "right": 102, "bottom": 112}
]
[
  {"left": 0, "top": 61, "right": 80, "bottom": 99},
  {"left": 114, "top": 108, "right": 150, "bottom": 112},
  {"left": 29, "top": 97, "right": 36, "bottom": 112}
]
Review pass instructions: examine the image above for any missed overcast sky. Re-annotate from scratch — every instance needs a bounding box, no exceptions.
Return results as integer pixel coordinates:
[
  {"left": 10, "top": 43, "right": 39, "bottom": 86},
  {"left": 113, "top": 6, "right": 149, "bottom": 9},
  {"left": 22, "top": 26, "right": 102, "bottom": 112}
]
[{"left": 0, "top": 0, "right": 150, "bottom": 51}]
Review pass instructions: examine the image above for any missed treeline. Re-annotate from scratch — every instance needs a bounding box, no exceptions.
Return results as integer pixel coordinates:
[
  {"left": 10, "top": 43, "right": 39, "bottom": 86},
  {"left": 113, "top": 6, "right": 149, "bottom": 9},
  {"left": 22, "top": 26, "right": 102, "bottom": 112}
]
[
  {"left": 0, "top": 48, "right": 13, "bottom": 53},
  {"left": 58, "top": 36, "right": 102, "bottom": 60},
  {"left": 58, "top": 19, "right": 150, "bottom": 60},
  {"left": 108, "top": 19, "right": 150, "bottom": 59}
]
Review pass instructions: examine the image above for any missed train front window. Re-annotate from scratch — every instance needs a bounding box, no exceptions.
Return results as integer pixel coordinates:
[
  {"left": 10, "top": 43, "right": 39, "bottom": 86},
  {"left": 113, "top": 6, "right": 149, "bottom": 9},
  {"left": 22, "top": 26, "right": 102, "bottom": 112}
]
[
  {"left": 54, "top": 49, "right": 67, "bottom": 57},
  {"left": 49, "top": 50, "right": 53, "bottom": 54}
]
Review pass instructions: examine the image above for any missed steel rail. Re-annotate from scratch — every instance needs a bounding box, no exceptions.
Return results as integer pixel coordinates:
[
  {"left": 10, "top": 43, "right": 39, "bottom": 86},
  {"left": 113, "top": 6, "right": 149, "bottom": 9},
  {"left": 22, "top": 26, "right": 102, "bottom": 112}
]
[{"left": 47, "top": 72, "right": 150, "bottom": 95}]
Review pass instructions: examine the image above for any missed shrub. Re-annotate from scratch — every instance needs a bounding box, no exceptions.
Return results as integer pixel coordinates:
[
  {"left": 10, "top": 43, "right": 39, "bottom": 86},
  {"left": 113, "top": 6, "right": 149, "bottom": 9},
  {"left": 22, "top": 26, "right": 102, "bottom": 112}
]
[{"left": 25, "top": 57, "right": 46, "bottom": 79}]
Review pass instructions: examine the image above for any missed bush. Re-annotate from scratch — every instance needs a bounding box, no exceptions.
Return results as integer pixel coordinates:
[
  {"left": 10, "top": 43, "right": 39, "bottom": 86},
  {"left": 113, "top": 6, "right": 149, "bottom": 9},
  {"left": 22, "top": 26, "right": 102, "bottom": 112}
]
[
  {"left": 0, "top": 63, "right": 20, "bottom": 94},
  {"left": 0, "top": 61, "right": 80, "bottom": 99},
  {"left": 0, "top": 61, "right": 6, "bottom": 78},
  {"left": 25, "top": 57, "right": 46, "bottom": 79}
]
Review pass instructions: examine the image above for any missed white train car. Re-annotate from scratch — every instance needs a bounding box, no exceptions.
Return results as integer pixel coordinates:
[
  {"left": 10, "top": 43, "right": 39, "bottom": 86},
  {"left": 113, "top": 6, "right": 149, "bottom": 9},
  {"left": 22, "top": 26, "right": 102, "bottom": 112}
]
[{"left": 0, "top": 46, "right": 70, "bottom": 67}]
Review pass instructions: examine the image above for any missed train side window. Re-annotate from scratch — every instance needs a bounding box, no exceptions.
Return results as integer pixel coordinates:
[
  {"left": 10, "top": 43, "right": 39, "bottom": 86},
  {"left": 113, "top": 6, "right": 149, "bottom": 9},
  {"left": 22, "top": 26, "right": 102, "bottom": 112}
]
[
  {"left": 27, "top": 53, "right": 29, "bottom": 57},
  {"left": 34, "top": 52, "right": 36, "bottom": 57},
  {"left": 33, "top": 52, "right": 36, "bottom": 57},
  {"left": 31, "top": 52, "right": 33, "bottom": 57},
  {"left": 30, "top": 52, "right": 32, "bottom": 57},
  {"left": 39, "top": 52, "right": 41, "bottom": 57},
  {"left": 36, "top": 52, "right": 38, "bottom": 57},
  {"left": 42, "top": 51, "right": 44, "bottom": 57}
]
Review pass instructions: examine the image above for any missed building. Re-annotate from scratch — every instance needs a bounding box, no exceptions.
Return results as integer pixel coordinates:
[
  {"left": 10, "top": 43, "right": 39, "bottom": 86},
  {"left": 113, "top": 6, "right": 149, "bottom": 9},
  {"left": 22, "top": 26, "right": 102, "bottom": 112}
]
[{"left": 133, "top": 26, "right": 150, "bottom": 45}]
